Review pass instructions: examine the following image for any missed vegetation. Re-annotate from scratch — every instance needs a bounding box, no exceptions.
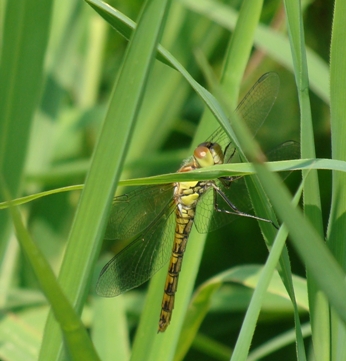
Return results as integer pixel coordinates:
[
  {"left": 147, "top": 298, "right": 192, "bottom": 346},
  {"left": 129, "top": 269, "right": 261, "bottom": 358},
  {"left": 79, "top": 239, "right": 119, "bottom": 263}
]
[{"left": 0, "top": 0, "right": 344, "bottom": 360}]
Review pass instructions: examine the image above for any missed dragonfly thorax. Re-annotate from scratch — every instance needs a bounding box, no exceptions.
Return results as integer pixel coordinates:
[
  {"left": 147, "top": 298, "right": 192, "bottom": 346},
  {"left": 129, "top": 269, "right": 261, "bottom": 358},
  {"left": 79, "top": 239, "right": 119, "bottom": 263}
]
[
  {"left": 174, "top": 142, "right": 223, "bottom": 208},
  {"left": 194, "top": 141, "right": 224, "bottom": 168}
]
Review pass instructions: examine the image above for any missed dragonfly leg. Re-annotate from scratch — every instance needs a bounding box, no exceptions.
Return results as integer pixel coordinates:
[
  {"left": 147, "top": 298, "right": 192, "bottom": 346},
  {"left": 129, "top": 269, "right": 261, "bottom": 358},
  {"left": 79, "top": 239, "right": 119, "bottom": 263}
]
[{"left": 210, "top": 183, "right": 277, "bottom": 226}]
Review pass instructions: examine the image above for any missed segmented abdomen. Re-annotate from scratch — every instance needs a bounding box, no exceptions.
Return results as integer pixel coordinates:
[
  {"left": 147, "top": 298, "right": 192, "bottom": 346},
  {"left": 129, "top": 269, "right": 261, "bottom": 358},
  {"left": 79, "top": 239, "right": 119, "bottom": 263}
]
[{"left": 158, "top": 206, "right": 195, "bottom": 332}]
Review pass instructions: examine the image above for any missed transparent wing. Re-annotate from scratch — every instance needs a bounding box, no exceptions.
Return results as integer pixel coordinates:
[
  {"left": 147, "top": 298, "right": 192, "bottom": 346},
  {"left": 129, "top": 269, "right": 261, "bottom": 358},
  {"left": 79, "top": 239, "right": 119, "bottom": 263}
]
[
  {"left": 266, "top": 140, "right": 300, "bottom": 178},
  {"left": 195, "top": 141, "right": 300, "bottom": 233},
  {"left": 105, "top": 184, "right": 174, "bottom": 240},
  {"left": 207, "top": 72, "right": 280, "bottom": 163},
  {"left": 194, "top": 73, "right": 299, "bottom": 233},
  {"left": 97, "top": 201, "right": 177, "bottom": 297},
  {"left": 194, "top": 177, "right": 252, "bottom": 233}
]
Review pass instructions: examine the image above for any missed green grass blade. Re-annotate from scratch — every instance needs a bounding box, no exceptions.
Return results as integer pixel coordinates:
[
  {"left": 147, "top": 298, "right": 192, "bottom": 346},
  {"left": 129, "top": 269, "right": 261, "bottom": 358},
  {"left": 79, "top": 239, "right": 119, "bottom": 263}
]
[
  {"left": 1, "top": 158, "right": 346, "bottom": 211},
  {"left": 0, "top": 0, "right": 52, "bottom": 191},
  {"left": 0, "top": 311, "right": 41, "bottom": 360},
  {"left": 285, "top": 1, "right": 329, "bottom": 360},
  {"left": 132, "top": 1, "right": 266, "bottom": 359},
  {"left": 283, "top": 1, "right": 325, "bottom": 359},
  {"left": 328, "top": 0, "right": 346, "bottom": 359},
  {"left": 0, "top": 0, "right": 53, "bottom": 263},
  {"left": 217, "top": 0, "right": 265, "bottom": 108},
  {"left": 180, "top": 0, "right": 329, "bottom": 104},
  {"left": 231, "top": 184, "right": 303, "bottom": 361},
  {"left": 191, "top": 333, "right": 232, "bottom": 361},
  {"left": 195, "top": 28, "right": 306, "bottom": 360},
  {"left": 221, "top": 57, "right": 346, "bottom": 359},
  {"left": 130, "top": 229, "right": 205, "bottom": 361},
  {"left": 0, "top": 1, "right": 337, "bottom": 359},
  {"left": 1, "top": 181, "right": 100, "bottom": 361},
  {"left": 175, "top": 256, "right": 307, "bottom": 361},
  {"left": 39, "top": 0, "right": 172, "bottom": 359},
  {"left": 193, "top": 9, "right": 308, "bottom": 360},
  {"left": 196, "top": 3, "right": 305, "bottom": 360},
  {"left": 252, "top": 165, "right": 346, "bottom": 324},
  {"left": 86, "top": 0, "right": 231, "bottom": 132},
  {"left": 247, "top": 323, "right": 311, "bottom": 361},
  {"left": 92, "top": 297, "right": 130, "bottom": 361}
]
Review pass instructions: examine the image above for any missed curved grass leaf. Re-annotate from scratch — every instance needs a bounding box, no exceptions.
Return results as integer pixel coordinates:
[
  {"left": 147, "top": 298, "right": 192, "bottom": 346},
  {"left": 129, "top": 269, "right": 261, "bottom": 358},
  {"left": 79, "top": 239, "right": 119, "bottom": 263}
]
[{"left": 1, "top": 158, "right": 345, "bottom": 210}]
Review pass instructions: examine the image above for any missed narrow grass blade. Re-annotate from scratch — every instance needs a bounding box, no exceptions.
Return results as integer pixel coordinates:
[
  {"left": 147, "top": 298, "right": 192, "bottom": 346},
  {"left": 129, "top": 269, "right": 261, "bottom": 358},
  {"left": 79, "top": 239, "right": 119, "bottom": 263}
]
[
  {"left": 180, "top": 0, "right": 329, "bottom": 104},
  {"left": 283, "top": 1, "right": 324, "bottom": 359},
  {"left": 39, "top": 0, "right": 172, "bottom": 359},
  {"left": 288, "top": 3, "right": 327, "bottom": 360},
  {"left": 192, "top": 333, "right": 232, "bottom": 361},
  {"left": 231, "top": 183, "right": 303, "bottom": 361},
  {"left": 196, "top": 3, "right": 307, "bottom": 358},
  {"left": 0, "top": 311, "right": 41, "bottom": 360},
  {"left": 247, "top": 323, "right": 311, "bottom": 361},
  {"left": 135, "top": 2, "right": 270, "bottom": 360},
  {"left": 253, "top": 163, "right": 346, "bottom": 325},
  {"left": 0, "top": 0, "right": 53, "bottom": 262},
  {"left": 217, "top": 0, "right": 265, "bottom": 108},
  {"left": 1, "top": 158, "right": 346, "bottom": 210},
  {"left": 92, "top": 297, "right": 130, "bottom": 361},
  {"left": 328, "top": 0, "right": 346, "bottom": 359},
  {"left": 0, "top": 180, "right": 100, "bottom": 361},
  {"left": 226, "top": 74, "right": 346, "bottom": 355},
  {"left": 86, "top": 0, "right": 230, "bottom": 131}
]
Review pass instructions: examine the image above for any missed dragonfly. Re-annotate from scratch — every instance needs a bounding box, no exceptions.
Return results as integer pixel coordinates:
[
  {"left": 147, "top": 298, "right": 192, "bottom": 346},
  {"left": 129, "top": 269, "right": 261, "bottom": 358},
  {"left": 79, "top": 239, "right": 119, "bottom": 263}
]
[{"left": 96, "top": 72, "right": 296, "bottom": 332}]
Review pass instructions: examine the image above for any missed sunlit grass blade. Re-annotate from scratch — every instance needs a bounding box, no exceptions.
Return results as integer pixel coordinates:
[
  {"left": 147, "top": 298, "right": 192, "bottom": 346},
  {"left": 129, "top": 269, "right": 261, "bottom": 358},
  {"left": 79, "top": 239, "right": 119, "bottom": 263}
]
[
  {"left": 0, "top": 0, "right": 337, "bottom": 359},
  {"left": 247, "top": 323, "right": 311, "bottom": 361},
  {"left": 196, "top": 16, "right": 307, "bottom": 358},
  {"left": 87, "top": 0, "right": 330, "bottom": 105},
  {"left": 92, "top": 297, "right": 130, "bottom": 361},
  {"left": 180, "top": 0, "right": 329, "bottom": 104},
  {"left": 226, "top": 74, "right": 346, "bottom": 355},
  {"left": 175, "top": 259, "right": 308, "bottom": 361},
  {"left": 253, "top": 165, "right": 346, "bottom": 321},
  {"left": 0, "top": 0, "right": 53, "bottom": 264},
  {"left": 231, "top": 184, "right": 303, "bottom": 361},
  {"left": 328, "top": 0, "right": 346, "bottom": 359},
  {"left": 131, "top": 0, "right": 268, "bottom": 358},
  {"left": 0, "top": 180, "right": 100, "bottom": 361},
  {"left": 0, "top": 311, "right": 42, "bottom": 360},
  {"left": 86, "top": 0, "right": 231, "bottom": 132},
  {"left": 1, "top": 158, "right": 346, "bottom": 211},
  {"left": 39, "top": 0, "right": 172, "bottom": 359},
  {"left": 191, "top": 333, "right": 231, "bottom": 361},
  {"left": 215, "top": 0, "right": 265, "bottom": 107},
  {"left": 283, "top": 1, "right": 326, "bottom": 359}
]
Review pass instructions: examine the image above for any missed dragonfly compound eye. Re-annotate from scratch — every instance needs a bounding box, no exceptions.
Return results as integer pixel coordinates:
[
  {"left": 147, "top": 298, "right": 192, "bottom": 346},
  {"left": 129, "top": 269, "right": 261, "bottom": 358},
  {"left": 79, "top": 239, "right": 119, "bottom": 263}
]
[{"left": 194, "top": 145, "right": 214, "bottom": 168}]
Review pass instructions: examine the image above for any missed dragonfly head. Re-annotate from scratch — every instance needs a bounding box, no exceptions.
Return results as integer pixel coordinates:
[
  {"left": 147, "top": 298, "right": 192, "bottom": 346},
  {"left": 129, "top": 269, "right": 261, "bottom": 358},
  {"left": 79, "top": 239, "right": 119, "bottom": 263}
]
[{"left": 194, "top": 142, "right": 224, "bottom": 168}]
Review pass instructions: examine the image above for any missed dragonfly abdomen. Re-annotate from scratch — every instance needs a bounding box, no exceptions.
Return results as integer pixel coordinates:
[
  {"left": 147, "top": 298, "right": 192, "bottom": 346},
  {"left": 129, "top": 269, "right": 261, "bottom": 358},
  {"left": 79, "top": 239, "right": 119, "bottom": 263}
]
[{"left": 158, "top": 204, "right": 196, "bottom": 333}]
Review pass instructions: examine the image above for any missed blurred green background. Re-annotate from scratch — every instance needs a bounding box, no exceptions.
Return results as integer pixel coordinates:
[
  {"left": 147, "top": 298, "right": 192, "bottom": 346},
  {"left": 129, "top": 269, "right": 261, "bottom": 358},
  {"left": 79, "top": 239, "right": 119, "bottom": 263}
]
[{"left": 0, "top": 0, "right": 334, "bottom": 360}]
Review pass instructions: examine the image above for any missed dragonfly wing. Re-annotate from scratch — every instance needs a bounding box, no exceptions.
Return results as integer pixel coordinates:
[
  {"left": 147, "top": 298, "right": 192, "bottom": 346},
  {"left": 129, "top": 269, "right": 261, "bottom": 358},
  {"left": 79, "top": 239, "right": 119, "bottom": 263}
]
[
  {"left": 206, "top": 72, "right": 280, "bottom": 163},
  {"left": 267, "top": 140, "right": 300, "bottom": 161},
  {"left": 194, "top": 74, "right": 298, "bottom": 233},
  {"left": 105, "top": 184, "right": 174, "bottom": 240},
  {"left": 194, "top": 178, "right": 252, "bottom": 233},
  {"left": 235, "top": 72, "right": 280, "bottom": 139},
  {"left": 194, "top": 140, "right": 300, "bottom": 233},
  {"left": 96, "top": 201, "right": 177, "bottom": 297}
]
